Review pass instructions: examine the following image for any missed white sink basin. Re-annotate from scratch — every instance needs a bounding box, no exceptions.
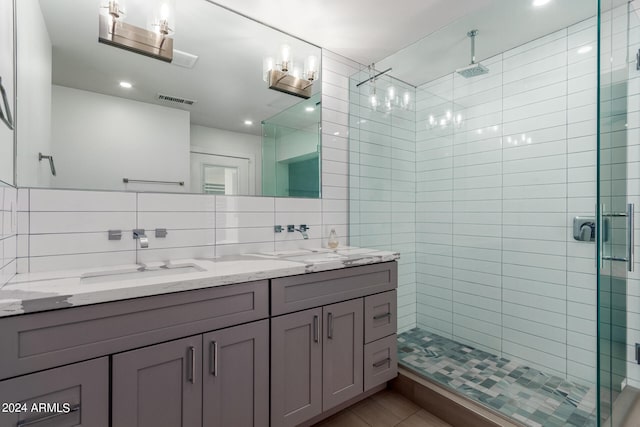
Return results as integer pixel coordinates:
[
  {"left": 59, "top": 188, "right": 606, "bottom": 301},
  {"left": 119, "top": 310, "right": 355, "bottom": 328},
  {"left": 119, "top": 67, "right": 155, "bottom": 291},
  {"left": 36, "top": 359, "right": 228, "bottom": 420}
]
[{"left": 80, "top": 265, "right": 204, "bottom": 284}]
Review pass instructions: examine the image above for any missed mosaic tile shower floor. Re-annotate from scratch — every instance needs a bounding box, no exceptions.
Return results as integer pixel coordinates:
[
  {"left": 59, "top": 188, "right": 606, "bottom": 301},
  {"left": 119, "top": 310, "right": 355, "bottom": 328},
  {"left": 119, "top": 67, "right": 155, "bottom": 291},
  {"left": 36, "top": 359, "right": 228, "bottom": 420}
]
[{"left": 398, "top": 328, "right": 597, "bottom": 427}]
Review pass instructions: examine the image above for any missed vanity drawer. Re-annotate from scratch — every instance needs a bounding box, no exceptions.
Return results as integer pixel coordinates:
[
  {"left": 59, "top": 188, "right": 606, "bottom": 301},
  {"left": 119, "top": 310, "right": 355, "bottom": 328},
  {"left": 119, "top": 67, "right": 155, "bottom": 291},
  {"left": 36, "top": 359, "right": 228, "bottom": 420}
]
[
  {"left": 364, "top": 290, "right": 397, "bottom": 344},
  {"left": 0, "top": 281, "right": 268, "bottom": 380},
  {"left": 364, "top": 334, "right": 397, "bottom": 392},
  {"left": 271, "top": 262, "right": 397, "bottom": 315},
  {"left": 0, "top": 357, "right": 109, "bottom": 427}
]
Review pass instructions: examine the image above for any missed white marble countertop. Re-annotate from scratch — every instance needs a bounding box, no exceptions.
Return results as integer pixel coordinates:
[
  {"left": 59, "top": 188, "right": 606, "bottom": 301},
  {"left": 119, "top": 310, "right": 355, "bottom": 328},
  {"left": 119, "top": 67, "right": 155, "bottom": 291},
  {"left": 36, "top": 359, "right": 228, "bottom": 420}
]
[{"left": 0, "top": 247, "right": 399, "bottom": 318}]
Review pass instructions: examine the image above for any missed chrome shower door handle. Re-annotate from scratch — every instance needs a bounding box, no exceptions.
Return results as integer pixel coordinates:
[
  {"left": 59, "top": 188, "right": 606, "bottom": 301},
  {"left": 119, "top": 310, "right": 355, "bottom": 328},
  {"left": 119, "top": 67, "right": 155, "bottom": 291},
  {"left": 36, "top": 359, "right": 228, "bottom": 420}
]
[{"left": 628, "top": 203, "right": 635, "bottom": 272}]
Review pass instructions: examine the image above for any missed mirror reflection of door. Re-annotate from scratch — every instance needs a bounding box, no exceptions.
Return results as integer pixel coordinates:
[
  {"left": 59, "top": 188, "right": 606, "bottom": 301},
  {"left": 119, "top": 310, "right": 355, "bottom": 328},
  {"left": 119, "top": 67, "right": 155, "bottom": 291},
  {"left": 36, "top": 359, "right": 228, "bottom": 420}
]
[{"left": 190, "top": 153, "right": 250, "bottom": 195}]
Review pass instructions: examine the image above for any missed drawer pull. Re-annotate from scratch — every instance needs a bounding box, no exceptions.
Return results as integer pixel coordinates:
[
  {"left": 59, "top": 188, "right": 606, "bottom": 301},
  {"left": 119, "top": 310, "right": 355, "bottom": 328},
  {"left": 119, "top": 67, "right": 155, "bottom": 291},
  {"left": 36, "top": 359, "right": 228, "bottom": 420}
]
[
  {"left": 188, "top": 346, "right": 195, "bottom": 383},
  {"left": 17, "top": 403, "right": 80, "bottom": 426},
  {"left": 210, "top": 341, "right": 219, "bottom": 376},
  {"left": 313, "top": 315, "right": 319, "bottom": 343},
  {"left": 373, "top": 358, "right": 391, "bottom": 368},
  {"left": 373, "top": 312, "right": 392, "bottom": 320}
]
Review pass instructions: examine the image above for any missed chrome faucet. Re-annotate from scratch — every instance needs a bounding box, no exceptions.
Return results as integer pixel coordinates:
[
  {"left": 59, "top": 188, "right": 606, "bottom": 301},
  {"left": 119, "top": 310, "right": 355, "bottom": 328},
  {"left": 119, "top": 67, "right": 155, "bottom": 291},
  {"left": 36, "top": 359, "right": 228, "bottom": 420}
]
[
  {"left": 133, "top": 229, "right": 149, "bottom": 248},
  {"left": 290, "top": 224, "right": 310, "bottom": 239}
]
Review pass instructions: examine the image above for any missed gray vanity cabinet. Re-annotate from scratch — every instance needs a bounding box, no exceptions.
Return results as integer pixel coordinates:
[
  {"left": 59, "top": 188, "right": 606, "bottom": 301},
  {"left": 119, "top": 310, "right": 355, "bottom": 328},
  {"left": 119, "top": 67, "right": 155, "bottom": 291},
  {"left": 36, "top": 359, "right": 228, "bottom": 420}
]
[
  {"left": 202, "top": 320, "right": 269, "bottom": 427},
  {"left": 271, "top": 308, "right": 323, "bottom": 427},
  {"left": 322, "top": 299, "right": 364, "bottom": 411},
  {"left": 0, "top": 357, "right": 109, "bottom": 427},
  {"left": 112, "top": 335, "right": 203, "bottom": 427}
]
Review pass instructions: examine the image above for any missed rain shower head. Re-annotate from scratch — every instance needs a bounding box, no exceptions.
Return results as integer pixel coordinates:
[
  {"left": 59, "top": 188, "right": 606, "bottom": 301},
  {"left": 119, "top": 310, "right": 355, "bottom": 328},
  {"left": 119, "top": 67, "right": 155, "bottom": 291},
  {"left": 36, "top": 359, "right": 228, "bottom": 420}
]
[
  {"left": 456, "top": 62, "right": 489, "bottom": 78},
  {"left": 456, "top": 29, "right": 489, "bottom": 78}
]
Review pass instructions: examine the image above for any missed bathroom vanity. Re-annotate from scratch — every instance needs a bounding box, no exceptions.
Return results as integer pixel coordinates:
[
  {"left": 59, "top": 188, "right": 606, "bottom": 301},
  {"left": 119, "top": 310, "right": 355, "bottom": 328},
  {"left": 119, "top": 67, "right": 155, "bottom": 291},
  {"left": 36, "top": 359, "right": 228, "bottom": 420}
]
[{"left": 0, "top": 249, "right": 398, "bottom": 427}]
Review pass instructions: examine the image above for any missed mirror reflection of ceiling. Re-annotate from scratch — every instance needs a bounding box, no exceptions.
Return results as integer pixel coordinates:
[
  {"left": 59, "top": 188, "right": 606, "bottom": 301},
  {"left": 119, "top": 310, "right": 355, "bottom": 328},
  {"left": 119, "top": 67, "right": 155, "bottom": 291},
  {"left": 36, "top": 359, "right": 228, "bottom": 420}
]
[{"left": 39, "top": 0, "right": 321, "bottom": 136}]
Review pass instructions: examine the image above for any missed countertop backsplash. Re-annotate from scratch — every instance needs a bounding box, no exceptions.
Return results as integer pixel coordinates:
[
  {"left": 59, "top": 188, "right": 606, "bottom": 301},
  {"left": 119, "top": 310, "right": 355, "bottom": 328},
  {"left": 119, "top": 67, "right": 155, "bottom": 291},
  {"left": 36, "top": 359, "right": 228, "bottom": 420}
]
[{"left": 16, "top": 189, "right": 348, "bottom": 273}]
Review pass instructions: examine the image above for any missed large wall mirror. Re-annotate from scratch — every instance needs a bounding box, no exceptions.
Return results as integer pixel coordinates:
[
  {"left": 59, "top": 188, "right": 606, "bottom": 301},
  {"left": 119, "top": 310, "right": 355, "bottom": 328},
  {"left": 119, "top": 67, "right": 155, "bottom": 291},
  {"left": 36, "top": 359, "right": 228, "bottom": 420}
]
[{"left": 16, "top": 0, "right": 322, "bottom": 197}]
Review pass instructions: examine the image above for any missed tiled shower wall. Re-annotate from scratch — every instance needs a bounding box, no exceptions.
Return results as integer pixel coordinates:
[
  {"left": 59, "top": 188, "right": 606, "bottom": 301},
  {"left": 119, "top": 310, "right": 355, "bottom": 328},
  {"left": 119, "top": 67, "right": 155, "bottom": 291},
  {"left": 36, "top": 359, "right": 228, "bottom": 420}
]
[
  {"left": 13, "top": 50, "right": 356, "bottom": 273},
  {"left": 416, "top": 19, "right": 598, "bottom": 384},
  {"left": 349, "top": 73, "right": 417, "bottom": 333},
  {"left": 0, "top": 185, "right": 17, "bottom": 286}
]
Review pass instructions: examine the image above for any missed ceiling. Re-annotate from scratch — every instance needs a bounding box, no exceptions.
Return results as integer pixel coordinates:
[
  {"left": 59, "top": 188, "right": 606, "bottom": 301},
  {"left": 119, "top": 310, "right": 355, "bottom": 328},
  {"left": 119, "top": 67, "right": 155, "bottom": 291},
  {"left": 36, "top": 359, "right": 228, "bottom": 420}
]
[
  {"left": 212, "top": 0, "right": 621, "bottom": 86},
  {"left": 38, "top": 0, "right": 321, "bottom": 136}
]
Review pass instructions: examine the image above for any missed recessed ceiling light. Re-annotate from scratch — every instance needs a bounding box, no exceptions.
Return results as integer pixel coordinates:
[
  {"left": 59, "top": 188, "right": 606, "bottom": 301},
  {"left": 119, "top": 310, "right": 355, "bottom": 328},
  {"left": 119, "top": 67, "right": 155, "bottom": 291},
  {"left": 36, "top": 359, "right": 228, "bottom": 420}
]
[
  {"left": 305, "top": 106, "right": 315, "bottom": 112},
  {"left": 119, "top": 81, "right": 132, "bottom": 89},
  {"left": 244, "top": 120, "right": 253, "bottom": 126},
  {"left": 577, "top": 45, "right": 593, "bottom": 54},
  {"left": 533, "top": 0, "right": 552, "bottom": 6}
]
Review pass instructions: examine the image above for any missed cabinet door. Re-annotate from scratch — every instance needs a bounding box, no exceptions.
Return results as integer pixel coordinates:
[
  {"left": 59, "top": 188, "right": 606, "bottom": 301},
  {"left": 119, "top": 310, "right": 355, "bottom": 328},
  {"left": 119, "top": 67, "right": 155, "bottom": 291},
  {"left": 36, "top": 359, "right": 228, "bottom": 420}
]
[
  {"left": 0, "top": 357, "right": 108, "bottom": 427},
  {"left": 271, "top": 308, "right": 322, "bottom": 427},
  {"left": 203, "top": 320, "right": 269, "bottom": 427},
  {"left": 323, "top": 298, "right": 364, "bottom": 411},
  {"left": 112, "top": 335, "right": 202, "bottom": 427}
]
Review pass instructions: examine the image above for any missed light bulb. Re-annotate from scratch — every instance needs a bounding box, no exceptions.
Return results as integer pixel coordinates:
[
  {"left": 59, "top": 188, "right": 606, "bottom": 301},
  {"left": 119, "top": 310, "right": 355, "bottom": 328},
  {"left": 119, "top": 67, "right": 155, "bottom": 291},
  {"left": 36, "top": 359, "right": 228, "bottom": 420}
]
[
  {"left": 160, "top": 3, "right": 170, "bottom": 20},
  {"left": 533, "top": 0, "right": 551, "bottom": 6}
]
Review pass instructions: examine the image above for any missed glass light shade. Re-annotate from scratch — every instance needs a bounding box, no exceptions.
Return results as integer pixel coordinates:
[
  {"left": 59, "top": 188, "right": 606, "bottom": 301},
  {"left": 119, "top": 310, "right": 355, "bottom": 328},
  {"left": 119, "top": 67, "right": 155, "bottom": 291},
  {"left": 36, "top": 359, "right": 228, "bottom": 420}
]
[
  {"left": 263, "top": 57, "right": 274, "bottom": 82},
  {"left": 304, "top": 55, "right": 318, "bottom": 80},
  {"left": 279, "top": 45, "right": 291, "bottom": 72},
  {"left": 151, "top": 0, "right": 176, "bottom": 35}
]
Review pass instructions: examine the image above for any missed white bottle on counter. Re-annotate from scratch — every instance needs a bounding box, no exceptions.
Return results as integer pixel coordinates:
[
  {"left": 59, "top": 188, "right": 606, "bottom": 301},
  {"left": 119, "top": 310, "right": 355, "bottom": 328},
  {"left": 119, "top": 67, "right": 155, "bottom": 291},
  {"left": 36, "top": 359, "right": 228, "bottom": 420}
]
[{"left": 328, "top": 228, "right": 339, "bottom": 249}]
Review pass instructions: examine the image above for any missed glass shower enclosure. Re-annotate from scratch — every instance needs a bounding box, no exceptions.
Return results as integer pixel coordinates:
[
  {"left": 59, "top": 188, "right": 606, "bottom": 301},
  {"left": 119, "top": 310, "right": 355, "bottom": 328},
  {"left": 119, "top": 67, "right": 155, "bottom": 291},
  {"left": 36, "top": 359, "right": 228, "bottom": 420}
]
[{"left": 348, "top": 0, "right": 640, "bottom": 425}]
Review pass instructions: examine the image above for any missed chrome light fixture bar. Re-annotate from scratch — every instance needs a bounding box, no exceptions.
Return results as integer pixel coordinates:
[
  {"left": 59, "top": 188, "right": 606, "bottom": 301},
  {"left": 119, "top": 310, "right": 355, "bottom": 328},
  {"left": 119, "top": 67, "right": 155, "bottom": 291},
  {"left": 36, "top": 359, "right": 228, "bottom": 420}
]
[
  {"left": 264, "top": 46, "right": 318, "bottom": 99},
  {"left": 267, "top": 69, "right": 313, "bottom": 99},
  {"left": 98, "top": 1, "right": 174, "bottom": 63}
]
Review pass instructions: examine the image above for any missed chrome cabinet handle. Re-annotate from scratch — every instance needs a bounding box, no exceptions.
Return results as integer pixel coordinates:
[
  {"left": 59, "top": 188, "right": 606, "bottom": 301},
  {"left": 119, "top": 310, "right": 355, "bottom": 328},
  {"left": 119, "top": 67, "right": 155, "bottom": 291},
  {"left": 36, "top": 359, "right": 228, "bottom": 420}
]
[
  {"left": 0, "top": 76, "right": 14, "bottom": 130},
  {"left": 16, "top": 404, "right": 80, "bottom": 426},
  {"left": 313, "top": 315, "right": 319, "bottom": 343},
  {"left": 327, "top": 313, "right": 333, "bottom": 339},
  {"left": 210, "top": 341, "right": 218, "bottom": 376},
  {"left": 373, "top": 312, "right": 392, "bottom": 320},
  {"left": 373, "top": 358, "right": 391, "bottom": 368},
  {"left": 188, "top": 346, "right": 195, "bottom": 383}
]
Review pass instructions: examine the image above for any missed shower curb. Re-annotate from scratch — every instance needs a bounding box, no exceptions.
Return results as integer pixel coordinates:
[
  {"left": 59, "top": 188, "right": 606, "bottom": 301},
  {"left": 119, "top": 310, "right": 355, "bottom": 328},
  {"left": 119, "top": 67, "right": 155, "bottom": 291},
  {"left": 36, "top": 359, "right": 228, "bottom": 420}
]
[{"left": 391, "top": 367, "right": 526, "bottom": 427}]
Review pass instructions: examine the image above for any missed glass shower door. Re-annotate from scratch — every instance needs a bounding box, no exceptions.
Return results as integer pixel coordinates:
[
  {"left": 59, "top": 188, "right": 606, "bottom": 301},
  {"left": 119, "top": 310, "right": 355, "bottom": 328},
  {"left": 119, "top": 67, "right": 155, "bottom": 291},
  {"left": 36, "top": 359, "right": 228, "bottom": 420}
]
[{"left": 597, "top": 0, "right": 638, "bottom": 424}]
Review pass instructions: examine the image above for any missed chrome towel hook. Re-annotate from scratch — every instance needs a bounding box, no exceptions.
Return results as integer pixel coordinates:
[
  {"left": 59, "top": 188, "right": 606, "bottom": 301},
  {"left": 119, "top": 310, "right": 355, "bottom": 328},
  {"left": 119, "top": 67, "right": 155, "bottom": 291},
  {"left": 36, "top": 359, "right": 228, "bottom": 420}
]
[{"left": 39, "top": 153, "right": 57, "bottom": 176}]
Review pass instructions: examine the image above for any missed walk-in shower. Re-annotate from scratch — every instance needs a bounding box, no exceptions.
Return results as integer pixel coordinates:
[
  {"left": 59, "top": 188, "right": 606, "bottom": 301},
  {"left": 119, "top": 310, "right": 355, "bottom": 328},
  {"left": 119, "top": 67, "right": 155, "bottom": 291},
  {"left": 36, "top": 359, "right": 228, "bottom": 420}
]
[{"left": 349, "top": 0, "right": 638, "bottom": 425}]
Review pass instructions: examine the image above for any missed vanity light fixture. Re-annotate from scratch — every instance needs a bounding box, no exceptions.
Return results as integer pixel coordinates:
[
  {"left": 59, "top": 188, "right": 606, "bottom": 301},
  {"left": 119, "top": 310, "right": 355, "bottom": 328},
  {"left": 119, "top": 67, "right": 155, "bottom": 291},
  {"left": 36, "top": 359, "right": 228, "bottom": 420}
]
[
  {"left": 263, "top": 46, "right": 318, "bottom": 99},
  {"left": 98, "top": 0, "right": 175, "bottom": 63}
]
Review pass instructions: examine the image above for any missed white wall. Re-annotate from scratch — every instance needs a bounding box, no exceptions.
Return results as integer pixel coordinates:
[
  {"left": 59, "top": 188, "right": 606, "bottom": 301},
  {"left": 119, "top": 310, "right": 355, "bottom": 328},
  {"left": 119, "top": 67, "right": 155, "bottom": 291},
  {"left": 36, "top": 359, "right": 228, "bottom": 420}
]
[
  {"left": 16, "top": 0, "right": 52, "bottom": 188},
  {"left": 190, "top": 124, "right": 261, "bottom": 195},
  {"left": 349, "top": 73, "right": 418, "bottom": 334},
  {"left": 0, "top": 0, "right": 15, "bottom": 186},
  {"left": 51, "top": 85, "right": 190, "bottom": 192}
]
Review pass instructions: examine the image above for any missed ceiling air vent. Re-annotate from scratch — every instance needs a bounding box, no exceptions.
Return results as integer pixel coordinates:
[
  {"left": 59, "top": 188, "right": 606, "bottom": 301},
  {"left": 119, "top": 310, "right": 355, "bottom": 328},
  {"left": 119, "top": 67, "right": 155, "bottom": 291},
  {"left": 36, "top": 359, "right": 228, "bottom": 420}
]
[{"left": 156, "top": 93, "right": 197, "bottom": 106}]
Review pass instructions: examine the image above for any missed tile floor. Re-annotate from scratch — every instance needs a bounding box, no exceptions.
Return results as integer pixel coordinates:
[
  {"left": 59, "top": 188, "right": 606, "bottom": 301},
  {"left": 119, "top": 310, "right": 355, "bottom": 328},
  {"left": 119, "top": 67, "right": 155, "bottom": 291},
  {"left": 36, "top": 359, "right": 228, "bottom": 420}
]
[
  {"left": 398, "top": 328, "right": 598, "bottom": 427},
  {"left": 314, "top": 389, "right": 451, "bottom": 427}
]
